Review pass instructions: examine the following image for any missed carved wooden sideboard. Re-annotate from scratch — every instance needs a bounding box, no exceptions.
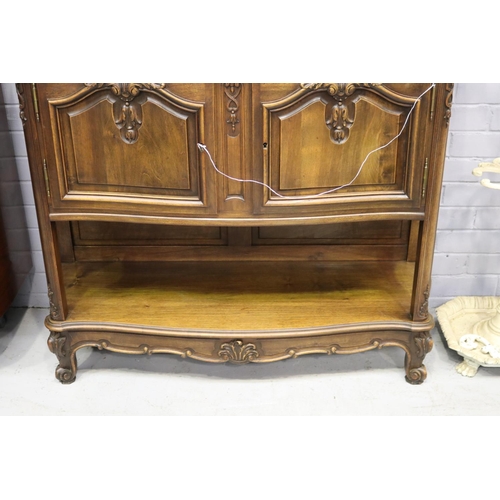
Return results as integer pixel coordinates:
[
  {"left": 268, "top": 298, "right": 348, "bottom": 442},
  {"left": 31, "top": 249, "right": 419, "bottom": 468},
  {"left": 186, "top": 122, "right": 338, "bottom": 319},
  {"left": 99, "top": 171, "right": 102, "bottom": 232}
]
[{"left": 18, "top": 83, "right": 452, "bottom": 384}]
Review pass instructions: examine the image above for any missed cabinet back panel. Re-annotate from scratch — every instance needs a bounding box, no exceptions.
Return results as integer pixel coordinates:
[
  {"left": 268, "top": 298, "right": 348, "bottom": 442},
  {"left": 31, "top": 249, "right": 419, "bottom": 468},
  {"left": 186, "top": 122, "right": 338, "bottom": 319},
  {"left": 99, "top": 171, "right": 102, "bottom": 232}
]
[
  {"left": 68, "top": 220, "right": 410, "bottom": 262},
  {"left": 73, "top": 221, "right": 227, "bottom": 246}
]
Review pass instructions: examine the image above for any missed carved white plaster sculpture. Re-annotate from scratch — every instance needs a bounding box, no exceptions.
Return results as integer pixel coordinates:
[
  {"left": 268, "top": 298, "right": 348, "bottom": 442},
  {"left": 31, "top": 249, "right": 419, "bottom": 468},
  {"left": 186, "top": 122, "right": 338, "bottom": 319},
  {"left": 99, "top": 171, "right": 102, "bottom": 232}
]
[{"left": 436, "top": 158, "right": 500, "bottom": 377}]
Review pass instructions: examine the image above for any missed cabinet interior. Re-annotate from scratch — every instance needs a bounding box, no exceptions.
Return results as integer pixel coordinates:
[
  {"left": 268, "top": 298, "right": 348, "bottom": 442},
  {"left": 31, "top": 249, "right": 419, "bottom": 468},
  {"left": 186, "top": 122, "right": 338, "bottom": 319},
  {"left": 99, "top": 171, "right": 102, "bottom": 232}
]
[{"left": 56, "top": 218, "right": 420, "bottom": 331}]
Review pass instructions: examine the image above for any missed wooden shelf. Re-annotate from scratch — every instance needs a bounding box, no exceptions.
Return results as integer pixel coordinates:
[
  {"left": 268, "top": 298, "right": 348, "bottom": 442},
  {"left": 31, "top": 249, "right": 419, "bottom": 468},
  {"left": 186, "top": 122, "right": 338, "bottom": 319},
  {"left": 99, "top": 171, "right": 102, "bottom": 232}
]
[{"left": 60, "top": 260, "right": 417, "bottom": 335}]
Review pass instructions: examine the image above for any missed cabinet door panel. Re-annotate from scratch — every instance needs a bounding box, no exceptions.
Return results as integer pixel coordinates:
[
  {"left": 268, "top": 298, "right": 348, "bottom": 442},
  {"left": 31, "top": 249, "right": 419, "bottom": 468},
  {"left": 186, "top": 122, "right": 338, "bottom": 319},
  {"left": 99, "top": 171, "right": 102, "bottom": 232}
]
[
  {"left": 68, "top": 97, "right": 192, "bottom": 192},
  {"left": 39, "top": 84, "right": 216, "bottom": 216},
  {"left": 277, "top": 97, "right": 402, "bottom": 190},
  {"left": 252, "top": 83, "right": 432, "bottom": 218}
]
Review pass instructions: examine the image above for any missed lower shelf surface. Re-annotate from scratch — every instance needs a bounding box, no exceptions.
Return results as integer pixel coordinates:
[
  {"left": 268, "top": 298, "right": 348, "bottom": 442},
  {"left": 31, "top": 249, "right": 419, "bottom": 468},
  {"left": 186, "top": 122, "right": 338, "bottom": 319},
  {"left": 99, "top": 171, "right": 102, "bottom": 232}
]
[{"left": 60, "top": 260, "right": 416, "bottom": 334}]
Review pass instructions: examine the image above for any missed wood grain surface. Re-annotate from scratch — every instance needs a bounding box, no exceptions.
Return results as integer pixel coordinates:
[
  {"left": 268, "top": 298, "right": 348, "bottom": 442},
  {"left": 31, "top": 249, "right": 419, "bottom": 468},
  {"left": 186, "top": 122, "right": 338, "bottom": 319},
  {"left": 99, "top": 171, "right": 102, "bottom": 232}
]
[{"left": 61, "top": 260, "right": 415, "bottom": 332}]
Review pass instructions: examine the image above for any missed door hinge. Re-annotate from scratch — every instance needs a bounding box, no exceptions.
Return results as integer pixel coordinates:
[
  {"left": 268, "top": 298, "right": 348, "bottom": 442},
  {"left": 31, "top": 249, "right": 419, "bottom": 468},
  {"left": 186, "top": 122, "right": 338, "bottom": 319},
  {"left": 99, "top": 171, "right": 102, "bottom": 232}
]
[
  {"left": 422, "top": 157, "right": 429, "bottom": 199},
  {"left": 43, "top": 159, "right": 51, "bottom": 198},
  {"left": 31, "top": 83, "right": 40, "bottom": 122},
  {"left": 430, "top": 85, "right": 436, "bottom": 121}
]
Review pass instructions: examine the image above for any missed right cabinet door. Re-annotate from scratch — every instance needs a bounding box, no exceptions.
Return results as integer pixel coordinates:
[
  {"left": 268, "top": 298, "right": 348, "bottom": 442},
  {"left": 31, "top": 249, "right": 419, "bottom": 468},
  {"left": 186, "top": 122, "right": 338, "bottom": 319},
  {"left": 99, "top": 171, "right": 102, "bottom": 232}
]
[{"left": 251, "top": 83, "right": 437, "bottom": 219}]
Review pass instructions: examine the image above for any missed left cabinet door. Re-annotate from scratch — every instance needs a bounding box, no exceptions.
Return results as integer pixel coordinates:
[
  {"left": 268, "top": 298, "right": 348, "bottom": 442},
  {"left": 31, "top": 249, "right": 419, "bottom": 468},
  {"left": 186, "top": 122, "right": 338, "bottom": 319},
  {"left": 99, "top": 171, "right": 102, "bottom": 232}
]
[{"left": 36, "top": 83, "right": 217, "bottom": 218}]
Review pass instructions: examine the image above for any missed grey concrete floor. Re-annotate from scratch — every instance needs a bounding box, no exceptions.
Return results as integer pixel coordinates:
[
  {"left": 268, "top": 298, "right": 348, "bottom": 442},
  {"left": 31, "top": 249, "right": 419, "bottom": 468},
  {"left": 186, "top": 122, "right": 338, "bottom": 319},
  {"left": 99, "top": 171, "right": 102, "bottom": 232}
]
[{"left": 1, "top": 306, "right": 499, "bottom": 415}]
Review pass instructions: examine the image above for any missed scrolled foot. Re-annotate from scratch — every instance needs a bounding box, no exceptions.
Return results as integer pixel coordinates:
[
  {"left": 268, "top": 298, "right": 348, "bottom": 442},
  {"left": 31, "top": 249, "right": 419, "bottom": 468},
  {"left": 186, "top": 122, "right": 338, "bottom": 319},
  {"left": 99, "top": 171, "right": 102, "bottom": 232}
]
[
  {"left": 404, "top": 331, "right": 432, "bottom": 384},
  {"left": 405, "top": 365, "right": 427, "bottom": 385},
  {"left": 48, "top": 330, "right": 77, "bottom": 384},
  {"left": 55, "top": 365, "right": 76, "bottom": 384},
  {"left": 456, "top": 359, "right": 479, "bottom": 377}
]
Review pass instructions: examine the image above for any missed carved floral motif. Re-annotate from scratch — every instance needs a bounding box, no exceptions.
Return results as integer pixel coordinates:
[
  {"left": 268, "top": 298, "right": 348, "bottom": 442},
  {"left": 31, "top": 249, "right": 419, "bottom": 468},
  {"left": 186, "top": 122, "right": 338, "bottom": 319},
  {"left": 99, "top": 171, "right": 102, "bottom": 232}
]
[
  {"left": 300, "top": 83, "right": 379, "bottom": 144},
  {"left": 47, "top": 331, "right": 67, "bottom": 358},
  {"left": 47, "top": 284, "right": 60, "bottom": 320},
  {"left": 218, "top": 340, "right": 259, "bottom": 363},
  {"left": 301, "top": 83, "right": 378, "bottom": 97},
  {"left": 84, "top": 83, "right": 166, "bottom": 144},
  {"left": 414, "top": 332, "right": 434, "bottom": 358},
  {"left": 85, "top": 83, "right": 166, "bottom": 100},
  {"left": 117, "top": 101, "right": 142, "bottom": 144},
  {"left": 326, "top": 99, "right": 355, "bottom": 143},
  {"left": 419, "top": 285, "right": 430, "bottom": 318},
  {"left": 224, "top": 83, "right": 241, "bottom": 137}
]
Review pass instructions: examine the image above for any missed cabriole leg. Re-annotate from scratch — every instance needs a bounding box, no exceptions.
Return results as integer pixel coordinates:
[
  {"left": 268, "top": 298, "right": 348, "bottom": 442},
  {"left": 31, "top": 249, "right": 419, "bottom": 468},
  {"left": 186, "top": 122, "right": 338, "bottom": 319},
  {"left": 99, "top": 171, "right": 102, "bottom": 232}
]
[
  {"left": 47, "top": 330, "right": 77, "bottom": 384},
  {"left": 405, "top": 331, "right": 434, "bottom": 385}
]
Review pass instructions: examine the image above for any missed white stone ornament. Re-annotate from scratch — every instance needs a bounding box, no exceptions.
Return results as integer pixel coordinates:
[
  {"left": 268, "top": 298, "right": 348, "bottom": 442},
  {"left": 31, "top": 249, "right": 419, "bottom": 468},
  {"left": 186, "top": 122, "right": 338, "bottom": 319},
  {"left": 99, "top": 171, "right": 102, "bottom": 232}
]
[
  {"left": 436, "top": 158, "right": 500, "bottom": 377},
  {"left": 456, "top": 359, "right": 480, "bottom": 377},
  {"left": 459, "top": 334, "right": 500, "bottom": 358},
  {"left": 437, "top": 298, "right": 500, "bottom": 377},
  {"left": 473, "top": 157, "right": 500, "bottom": 190}
]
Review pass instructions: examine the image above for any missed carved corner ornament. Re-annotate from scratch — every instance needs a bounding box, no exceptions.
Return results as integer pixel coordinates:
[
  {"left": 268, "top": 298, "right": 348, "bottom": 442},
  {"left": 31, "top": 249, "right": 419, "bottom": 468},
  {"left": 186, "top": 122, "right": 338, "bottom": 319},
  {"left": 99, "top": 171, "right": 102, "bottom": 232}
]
[
  {"left": 47, "top": 284, "right": 62, "bottom": 320},
  {"left": 300, "top": 83, "right": 379, "bottom": 145},
  {"left": 218, "top": 340, "right": 259, "bottom": 364},
  {"left": 418, "top": 285, "right": 430, "bottom": 318},
  {"left": 84, "top": 83, "right": 166, "bottom": 145},
  {"left": 47, "top": 331, "right": 67, "bottom": 359},
  {"left": 414, "top": 331, "right": 434, "bottom": 359},
  {"left": 444, "top": 84, "right": 454, "bottom": 126}
]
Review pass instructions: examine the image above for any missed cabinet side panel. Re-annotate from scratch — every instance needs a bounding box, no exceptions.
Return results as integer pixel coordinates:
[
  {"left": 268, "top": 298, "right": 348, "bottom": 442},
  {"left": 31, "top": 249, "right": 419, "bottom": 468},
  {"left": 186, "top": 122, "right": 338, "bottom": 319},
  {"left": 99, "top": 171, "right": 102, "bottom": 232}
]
[
  {"left": 411, "top": 84, "right": 452, "bottom": 320},
  {"left": 18, "top": 83, "right": 67, "bottom": 319}
]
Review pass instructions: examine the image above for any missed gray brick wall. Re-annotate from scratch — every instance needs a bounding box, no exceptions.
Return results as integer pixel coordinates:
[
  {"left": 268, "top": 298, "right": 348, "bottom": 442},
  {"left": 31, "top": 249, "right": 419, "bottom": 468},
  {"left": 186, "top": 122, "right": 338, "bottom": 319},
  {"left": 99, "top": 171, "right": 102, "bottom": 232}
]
[
  {"left": 0, "top": 84, "right": 41, "bottom": 307},
  {"left": 432, "top": 83, "right": 500, "bottom": 308},
  {"left": 1, "top": 83, "right": 499, "bottom": 309}
]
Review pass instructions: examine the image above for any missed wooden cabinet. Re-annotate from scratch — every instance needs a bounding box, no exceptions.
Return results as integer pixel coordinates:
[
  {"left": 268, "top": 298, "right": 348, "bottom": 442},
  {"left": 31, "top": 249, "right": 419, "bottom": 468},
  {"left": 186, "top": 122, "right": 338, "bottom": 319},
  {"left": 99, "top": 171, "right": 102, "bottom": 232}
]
[{"left": 18, "top": 83, "right": 452, "bottom": 384}]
